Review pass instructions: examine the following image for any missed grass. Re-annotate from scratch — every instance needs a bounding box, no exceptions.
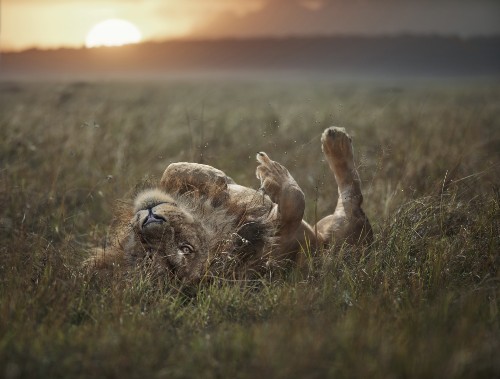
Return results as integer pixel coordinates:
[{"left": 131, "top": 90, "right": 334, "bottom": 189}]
[{"left": 0, "top": 79, "right": 499, "bottom": 378}]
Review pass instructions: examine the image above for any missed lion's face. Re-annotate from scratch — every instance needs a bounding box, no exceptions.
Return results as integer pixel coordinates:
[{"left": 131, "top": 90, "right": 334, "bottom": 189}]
[{"left": 125, "top": 189, "right": 209, "bottom": 281}]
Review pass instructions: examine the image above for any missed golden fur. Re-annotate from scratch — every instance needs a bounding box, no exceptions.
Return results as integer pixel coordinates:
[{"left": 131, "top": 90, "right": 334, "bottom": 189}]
[{"left": 86, "top": 127, "right": 372, "bottom": 283}]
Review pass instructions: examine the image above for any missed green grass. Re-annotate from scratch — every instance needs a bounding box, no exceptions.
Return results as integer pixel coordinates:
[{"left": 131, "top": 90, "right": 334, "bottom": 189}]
[{"left": 0, "top": 79, "right": 499, "bottom": 378}]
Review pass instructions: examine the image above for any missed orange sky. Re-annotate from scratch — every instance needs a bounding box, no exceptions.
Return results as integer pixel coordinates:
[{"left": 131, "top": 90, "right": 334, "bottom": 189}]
[
  {"left": 2, "top": 0, "right": 500, "bottom": 51},
  {"left": 1, "top": 0, "right": 261, "bottom": 51}
]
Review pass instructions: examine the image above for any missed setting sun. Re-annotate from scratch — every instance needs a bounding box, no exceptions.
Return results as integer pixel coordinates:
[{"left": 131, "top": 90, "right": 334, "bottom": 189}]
[{"left": 85, "top": 19, "right": 142, "bottom": 48}]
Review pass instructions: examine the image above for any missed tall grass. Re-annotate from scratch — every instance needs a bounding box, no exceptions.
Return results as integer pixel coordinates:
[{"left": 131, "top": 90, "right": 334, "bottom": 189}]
[{"left": 0, "top": 80, "right": 499, "bottom": 378}]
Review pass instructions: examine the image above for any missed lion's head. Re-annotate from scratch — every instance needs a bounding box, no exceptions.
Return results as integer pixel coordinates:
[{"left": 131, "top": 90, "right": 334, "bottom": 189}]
[
  {"left": 91, "top": 185, "right": 277, "bottom": 283},
  {"left": 124, "top": 189, "right": 211, "bottom": 282}
]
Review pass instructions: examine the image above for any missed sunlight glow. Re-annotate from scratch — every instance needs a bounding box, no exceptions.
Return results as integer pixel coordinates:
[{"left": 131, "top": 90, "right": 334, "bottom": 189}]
[{"left": 85, "top": 19, "right": 142, "bottom": 48}]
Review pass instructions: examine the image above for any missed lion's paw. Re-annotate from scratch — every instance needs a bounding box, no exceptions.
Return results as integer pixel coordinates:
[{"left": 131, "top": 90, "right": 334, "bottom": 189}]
[
  {"left": 255, "top": 152, "right": 293, "bottom": 204},
  {"left": 321, "top": 127, "right": 354, "bottom": 164}
]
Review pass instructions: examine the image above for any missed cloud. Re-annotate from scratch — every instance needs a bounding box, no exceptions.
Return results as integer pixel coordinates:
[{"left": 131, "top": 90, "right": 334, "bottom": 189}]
[{"left": 192, "top": 0, "right": 500, "bottom": 37}]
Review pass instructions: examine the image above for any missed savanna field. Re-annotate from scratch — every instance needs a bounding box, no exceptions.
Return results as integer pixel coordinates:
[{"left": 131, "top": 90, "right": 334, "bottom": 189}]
[{"left": 0, "top": 79, "right": 499, "bottom": 378}]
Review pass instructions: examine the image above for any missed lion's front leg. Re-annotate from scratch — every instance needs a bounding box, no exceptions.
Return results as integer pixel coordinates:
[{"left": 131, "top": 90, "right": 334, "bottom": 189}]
[
  {"left": 255, "top": 152, "right": 306, "bottom": 254},
  {"left": 160, "top": 162, "right": 232, "bottom": 206}
]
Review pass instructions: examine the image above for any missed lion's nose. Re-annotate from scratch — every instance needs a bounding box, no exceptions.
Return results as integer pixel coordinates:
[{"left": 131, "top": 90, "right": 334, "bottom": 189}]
[{"left": 142, "top": 208, "right": 166, "bottom": 228}]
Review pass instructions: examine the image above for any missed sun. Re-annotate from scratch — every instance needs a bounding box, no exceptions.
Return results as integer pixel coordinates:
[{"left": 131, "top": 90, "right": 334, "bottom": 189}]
[{"left": 85, "top": 19, "right": 142, "bottom": 48}]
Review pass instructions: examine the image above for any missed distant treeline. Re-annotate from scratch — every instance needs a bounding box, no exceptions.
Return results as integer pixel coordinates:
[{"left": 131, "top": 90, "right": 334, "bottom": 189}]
[{"left": 1, "top": 36, "right": 499, "bottom": 78}]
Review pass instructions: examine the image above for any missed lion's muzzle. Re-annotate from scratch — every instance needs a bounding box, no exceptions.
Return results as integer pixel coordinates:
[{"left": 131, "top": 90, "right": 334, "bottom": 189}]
[{"left": 142, "top": 208, "right": 167, "bottom": 229}]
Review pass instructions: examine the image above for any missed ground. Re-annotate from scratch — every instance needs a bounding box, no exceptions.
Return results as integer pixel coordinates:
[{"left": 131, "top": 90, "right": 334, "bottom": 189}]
[{"left": 0, "top": 79, "right": 499, "bottom": 378}]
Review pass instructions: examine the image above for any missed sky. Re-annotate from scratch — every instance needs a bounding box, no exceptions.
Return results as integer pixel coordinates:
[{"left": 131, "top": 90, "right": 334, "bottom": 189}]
[{"left": 1, "top": 0, "right": 500, "bottom": 51}]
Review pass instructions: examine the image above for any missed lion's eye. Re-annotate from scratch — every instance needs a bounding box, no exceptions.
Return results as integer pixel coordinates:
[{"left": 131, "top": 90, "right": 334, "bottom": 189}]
[{"left": 179, "top": 244, "right": 194, "bottom": 255}]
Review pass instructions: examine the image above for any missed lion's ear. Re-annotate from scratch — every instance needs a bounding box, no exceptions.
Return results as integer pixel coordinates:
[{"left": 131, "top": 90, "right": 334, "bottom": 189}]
[
  {"left": 236, "top": 222, "right": 266, "bottom": 242},
  {"left": 229, "top": 221, "right": 269, "bottom": 258}
]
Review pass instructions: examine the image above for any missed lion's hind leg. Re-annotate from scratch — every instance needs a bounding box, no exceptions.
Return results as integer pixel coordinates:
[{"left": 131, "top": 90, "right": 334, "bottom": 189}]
[{"left": 315, "top": 127, "right": 372, "bottom": 246}]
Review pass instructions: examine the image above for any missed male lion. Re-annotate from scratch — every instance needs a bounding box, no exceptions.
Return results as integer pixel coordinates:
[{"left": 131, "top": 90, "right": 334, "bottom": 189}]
[{"left": 88, "top": 127, "right": 372, "bottom": 282}]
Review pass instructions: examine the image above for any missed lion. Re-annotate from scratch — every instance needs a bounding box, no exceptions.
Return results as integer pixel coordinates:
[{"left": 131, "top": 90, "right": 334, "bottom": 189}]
[{"left": 87, "top": 127, "right": 372, "bottom": 283}]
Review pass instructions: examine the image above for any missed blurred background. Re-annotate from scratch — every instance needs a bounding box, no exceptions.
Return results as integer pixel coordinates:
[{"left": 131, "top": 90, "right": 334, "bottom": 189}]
[{"left": 1, "top": 0, "right": 499, "bottom": 79}]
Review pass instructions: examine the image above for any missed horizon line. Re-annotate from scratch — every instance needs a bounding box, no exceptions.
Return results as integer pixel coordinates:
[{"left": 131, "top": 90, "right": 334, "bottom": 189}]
[{"left": 2, "top": 32, "right": 500, "bottom": 54}]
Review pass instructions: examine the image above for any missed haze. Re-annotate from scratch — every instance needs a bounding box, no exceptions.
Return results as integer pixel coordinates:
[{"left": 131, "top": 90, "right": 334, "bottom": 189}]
[{"left": 2, "top": 0, "right": 500, "bottom": 52}]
